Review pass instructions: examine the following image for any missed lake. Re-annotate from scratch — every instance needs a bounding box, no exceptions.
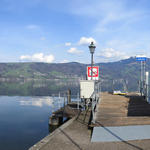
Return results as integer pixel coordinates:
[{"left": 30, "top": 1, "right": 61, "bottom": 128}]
[{"left": 0, "top": 96, "right": 65, "bottom": 150}]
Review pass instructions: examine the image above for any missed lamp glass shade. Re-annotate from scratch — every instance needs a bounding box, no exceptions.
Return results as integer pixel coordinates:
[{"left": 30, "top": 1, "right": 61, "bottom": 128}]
[
  {"left": 89, "top": 42, "right": 96, "bottom": 53},
  {"left": 89, "top": 47, "right": 95, "bottom": 53}
]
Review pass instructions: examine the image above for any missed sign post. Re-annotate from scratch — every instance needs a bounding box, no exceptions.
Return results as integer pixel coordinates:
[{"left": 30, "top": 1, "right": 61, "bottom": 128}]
[
  {"left": 87, "top": 66, "right": 99, "bottom": 80},
  {"left": 136, "top": 56, "right": 147, "bottom": 96},
  {"left": 146, "top": 72, "right": 149, "bottom": 103}
]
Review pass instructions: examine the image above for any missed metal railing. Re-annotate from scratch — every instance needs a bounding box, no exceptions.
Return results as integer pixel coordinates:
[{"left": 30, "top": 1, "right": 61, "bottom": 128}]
[
  {"left": 50, "top": 80, "right": 101, "bottom": 123},
  {"left": 51, "top": 91, "right": 82, "bottom": 111}
]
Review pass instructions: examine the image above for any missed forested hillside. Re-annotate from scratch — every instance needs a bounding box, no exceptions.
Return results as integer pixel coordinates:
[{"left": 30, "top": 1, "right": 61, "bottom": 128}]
[{"left": 0, "top": 57, "right": 149, "bottom": 95}]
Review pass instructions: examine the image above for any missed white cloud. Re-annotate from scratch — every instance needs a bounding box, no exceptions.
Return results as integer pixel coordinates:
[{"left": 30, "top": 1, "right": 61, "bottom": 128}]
[
  {"left": 61, "top": 59, "right": 69, "bottom": 63},
  {"left": 20, "top": 55, "right": 31, "bottom": 60},
  {"left": 67, "top": 47, "right": 83, "bottom": 55},
  {"left": 26, "top": 24, "right": 39, "bottom": 30},
  {"left": 78, "top": 37, "right": 96, "bottom": 45},
  {"left": 65, "top": 42, "right": 71, "bottom": 46},
  {"left": 20, "top": 53, "right": 55, "bottom": 63},
  {"left": 97, "top": 48, "right": 129, "bottom": 60}
]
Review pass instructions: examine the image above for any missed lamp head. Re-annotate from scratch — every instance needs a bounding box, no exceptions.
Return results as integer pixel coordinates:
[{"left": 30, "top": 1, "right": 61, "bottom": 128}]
[{"left": 89, "top": 42, "right": 96, "bottom": 54}]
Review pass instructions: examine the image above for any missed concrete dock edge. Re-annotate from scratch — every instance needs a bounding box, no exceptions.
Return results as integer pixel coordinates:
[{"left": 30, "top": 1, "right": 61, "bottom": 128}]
[{"left": 29, "top": 116, "right": 77, "bottom": 150}]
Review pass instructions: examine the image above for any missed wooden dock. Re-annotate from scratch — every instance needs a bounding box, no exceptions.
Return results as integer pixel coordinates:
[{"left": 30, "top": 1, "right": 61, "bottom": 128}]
[{"left": 94, "top": 92, "right": 150, "bottom": 127}]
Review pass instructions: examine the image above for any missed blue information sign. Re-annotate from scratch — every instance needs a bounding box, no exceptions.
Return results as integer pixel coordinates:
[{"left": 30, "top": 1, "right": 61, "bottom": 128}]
[{"left": 136, "top": 57, "right": 147, "bottom": 61}]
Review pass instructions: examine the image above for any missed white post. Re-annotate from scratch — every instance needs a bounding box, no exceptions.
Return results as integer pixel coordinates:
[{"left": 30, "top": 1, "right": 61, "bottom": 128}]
[
  {"left": 141, "top": 61, "right": 143, "bottom": 96},
  {"left": 146, "top": 72, "right": 149, "bottom": 102},
  {"left": 58, "top": 92, "right": 61, "bottom": 108},
  {"left": 59, "top": 92, "right": 60, "bottom": 99},
  {"left": 143, "top": 62, "right": 146, "bottom": 96},
  {"left": 52, "top": 95, "right": 55, "bottom": 112}
]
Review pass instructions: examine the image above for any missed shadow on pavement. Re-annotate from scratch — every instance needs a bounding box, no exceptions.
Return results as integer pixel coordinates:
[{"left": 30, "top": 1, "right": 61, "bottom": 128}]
[{"left": 127, "top": 95, "right": 150, "bottom": 116}]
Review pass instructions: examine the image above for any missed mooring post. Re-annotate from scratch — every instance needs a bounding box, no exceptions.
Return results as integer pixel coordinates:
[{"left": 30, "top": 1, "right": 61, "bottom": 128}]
[{"left": 67, "top": 89, "right": 71, "bottom": 104}]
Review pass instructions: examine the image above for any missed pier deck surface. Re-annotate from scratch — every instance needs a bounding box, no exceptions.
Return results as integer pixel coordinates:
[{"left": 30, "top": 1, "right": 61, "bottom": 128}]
[
  {"left": 95, "top": 92, "right": 150, "bottom": 126},
  {"left": 29, "top": 93, "right": 150, "bottom": 150}
]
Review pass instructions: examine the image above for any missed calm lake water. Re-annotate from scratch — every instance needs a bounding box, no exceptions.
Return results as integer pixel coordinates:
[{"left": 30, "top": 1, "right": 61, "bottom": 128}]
[{"left": 0, "top": 96, "right": 65, "bottom": 150}]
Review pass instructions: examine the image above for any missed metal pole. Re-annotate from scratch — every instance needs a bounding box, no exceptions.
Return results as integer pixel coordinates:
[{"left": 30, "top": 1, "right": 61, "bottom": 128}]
[
  {"left": 138, "top": 80, "right": 140, "bottom": 94},
  {"left": 91, "top": 53, "right": 93, "bottom": 80},
  {"left": 141, "top": 61, "right": 143, "bottom": 96},
  {"left": 77, "top": 93, "right": 79, "bottom": 109},
  {"left": 144, "top": 62, "right": 146, "bottom": 96},
  {"left": 52, "top": 95, "right": 55, "bottom": 112},
  {"left": 143, "top": 62, "right": 144, "bottom": 96},
  {"left": 64, "top": 97, "right": 65, "bottom": 107},
  {"left": 146, "top": 72, "right": 149, "bottom": 102},
  {"left": 59, "top": 92, "right": 60, "bottom": 98},
  {"left": 64, "top": 93, "right": 66, "bottom": 105},
  {"left": 112, "top": 80, "right": 114, "bottom": 92},
  {"left": 92, "top": 99, "right": 95, "bottom": 123},
  {"left": 67, "top": 89, "right": 71, "bottom": 104},
  {"left": 58, "top": 96, "right": 60, "bottom": 109}
]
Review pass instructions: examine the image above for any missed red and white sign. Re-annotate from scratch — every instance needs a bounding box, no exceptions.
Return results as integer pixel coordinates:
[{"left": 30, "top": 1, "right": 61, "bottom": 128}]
[{"left": 87, "top": 66, "right": 99, "bottom": 80}]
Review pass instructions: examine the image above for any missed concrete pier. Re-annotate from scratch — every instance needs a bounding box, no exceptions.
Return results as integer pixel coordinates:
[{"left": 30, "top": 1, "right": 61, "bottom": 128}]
[{"left": 29, "top": 93, "right": 150, "bottom": 150}]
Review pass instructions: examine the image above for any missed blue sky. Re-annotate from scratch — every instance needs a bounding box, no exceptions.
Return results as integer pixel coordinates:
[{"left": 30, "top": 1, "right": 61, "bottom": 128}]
[{"left": 0, "top": 0, "right": 150, "bottom": 63}]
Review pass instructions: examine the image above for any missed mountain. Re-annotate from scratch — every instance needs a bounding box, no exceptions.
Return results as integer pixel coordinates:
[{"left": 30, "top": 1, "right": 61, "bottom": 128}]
[{"left": 0, "top": 57, "right": 149, "bottom": 95}]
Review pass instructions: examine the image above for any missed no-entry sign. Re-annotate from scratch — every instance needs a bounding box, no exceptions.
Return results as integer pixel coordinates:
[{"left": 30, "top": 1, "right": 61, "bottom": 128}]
[{"left": 87, "top": 66, "right": 99, "bottom": 80}]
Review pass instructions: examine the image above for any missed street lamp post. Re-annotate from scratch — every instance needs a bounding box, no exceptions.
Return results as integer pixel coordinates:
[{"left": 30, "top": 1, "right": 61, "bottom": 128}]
[{"left": 89, "top": 42, "right": 96, "bottom": 80}]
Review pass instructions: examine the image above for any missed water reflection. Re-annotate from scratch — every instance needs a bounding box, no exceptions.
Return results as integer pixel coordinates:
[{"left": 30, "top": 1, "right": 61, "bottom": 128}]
[
  {"left": 19, "top": 97, "right": 65, "bottom": 108},
  {"left": 0, "top": 96, "right": 55, "bottom": 150},
  {"left": 0, "top": 96, "right": 69, "bottom": 150},
  {"left": 20, "top": 97, "right": 54, "bottom": 107}
]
